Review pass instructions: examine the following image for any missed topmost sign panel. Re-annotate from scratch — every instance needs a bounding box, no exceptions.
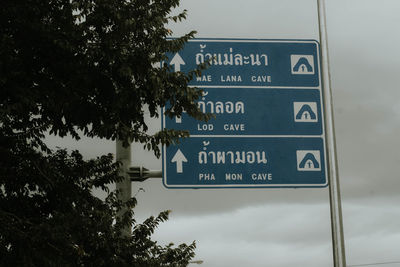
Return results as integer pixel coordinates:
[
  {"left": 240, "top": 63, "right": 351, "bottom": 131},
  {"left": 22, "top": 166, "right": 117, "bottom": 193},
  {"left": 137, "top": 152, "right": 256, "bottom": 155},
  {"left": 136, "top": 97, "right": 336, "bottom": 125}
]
[{"left": 169, "top": 39, "right": 320, "bottom": 87}]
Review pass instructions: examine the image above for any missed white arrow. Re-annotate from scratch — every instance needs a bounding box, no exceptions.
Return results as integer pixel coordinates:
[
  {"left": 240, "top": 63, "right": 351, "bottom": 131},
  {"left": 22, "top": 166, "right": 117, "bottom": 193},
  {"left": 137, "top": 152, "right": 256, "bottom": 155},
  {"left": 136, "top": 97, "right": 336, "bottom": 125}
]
[
  {"left": 171, "top": 149, "right": 188, "bottom": 173},
  {"left": 170, "top": 53, "right": 185, "bottom": 72}
]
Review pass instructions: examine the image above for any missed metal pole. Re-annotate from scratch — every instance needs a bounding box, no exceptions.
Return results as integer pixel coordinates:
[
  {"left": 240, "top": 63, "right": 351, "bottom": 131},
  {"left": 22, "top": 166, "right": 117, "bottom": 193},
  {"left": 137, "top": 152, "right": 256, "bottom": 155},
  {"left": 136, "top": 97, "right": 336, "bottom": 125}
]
[
  {"left": 317, "top": 0, "right": 347, "bottom": 266},
  {"left": 116, "top": 140, "right": 132, "bottom": 237}
]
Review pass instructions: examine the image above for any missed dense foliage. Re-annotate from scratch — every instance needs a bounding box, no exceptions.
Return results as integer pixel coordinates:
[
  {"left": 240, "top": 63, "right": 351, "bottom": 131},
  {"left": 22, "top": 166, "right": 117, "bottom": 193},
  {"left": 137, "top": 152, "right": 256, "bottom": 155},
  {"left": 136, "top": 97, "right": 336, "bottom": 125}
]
[
  {"left": 0, "top": 140, "right": 196, "bottom": 266},
  {"left": 1, "top": 0, "right": 207, "bottom": 265}
]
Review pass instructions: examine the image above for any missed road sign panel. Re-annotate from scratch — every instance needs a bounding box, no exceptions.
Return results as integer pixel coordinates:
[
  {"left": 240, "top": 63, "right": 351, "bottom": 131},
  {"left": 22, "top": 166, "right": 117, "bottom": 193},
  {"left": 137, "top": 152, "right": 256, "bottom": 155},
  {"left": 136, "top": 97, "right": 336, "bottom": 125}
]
[
  {"left": 167, "top": 39, "right": 320, "bottom": 87},
  {"left": 162, "top": 39, "right": 327, "bottom": 188},
  {"left": 163, "top": 137, "right": 326, "bottom": 188},
  {"left": 164, "top": 88, "right": 323, "bottom": 136}
]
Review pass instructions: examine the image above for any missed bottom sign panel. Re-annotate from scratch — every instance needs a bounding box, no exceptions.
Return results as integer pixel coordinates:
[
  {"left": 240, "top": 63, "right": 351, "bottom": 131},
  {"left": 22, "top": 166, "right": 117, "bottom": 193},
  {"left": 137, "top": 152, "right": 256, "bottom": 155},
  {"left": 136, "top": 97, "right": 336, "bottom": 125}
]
[{"left": 163, "top": 137, "right": 327, "bottom": 188}]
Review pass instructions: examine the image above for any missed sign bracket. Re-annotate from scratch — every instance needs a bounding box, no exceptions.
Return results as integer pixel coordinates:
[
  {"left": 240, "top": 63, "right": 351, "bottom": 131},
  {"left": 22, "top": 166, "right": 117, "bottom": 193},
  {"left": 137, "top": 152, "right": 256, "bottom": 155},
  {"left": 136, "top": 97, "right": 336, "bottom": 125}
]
[{"left": 127, "top": 166, "right": 162, "bottom": 182}]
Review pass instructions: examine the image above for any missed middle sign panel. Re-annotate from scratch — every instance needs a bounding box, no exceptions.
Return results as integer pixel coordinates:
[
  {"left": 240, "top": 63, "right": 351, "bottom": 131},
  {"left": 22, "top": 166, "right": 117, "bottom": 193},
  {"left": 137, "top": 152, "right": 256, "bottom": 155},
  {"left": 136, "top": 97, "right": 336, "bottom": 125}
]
[{"left": 166, "top": 87, "right": 323, "bottom": 136}]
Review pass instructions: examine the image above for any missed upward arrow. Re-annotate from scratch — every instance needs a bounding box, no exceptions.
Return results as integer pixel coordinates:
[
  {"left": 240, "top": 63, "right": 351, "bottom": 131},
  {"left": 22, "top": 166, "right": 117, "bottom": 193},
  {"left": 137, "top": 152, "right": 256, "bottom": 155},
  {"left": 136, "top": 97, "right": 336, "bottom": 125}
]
[
  {"left": 171, "top": 149, "right": 187, "bottom": 173},
  {"left": 170, "top": 53, "right": 185, "bottom": 72}
]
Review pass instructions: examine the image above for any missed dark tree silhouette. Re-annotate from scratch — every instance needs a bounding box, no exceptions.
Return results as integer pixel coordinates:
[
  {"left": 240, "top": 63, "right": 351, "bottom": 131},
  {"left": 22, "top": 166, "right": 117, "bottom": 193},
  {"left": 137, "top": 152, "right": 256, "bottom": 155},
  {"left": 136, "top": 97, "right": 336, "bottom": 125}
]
[{"left": 0, "top": 0, "right": 209, "bottom": 265}]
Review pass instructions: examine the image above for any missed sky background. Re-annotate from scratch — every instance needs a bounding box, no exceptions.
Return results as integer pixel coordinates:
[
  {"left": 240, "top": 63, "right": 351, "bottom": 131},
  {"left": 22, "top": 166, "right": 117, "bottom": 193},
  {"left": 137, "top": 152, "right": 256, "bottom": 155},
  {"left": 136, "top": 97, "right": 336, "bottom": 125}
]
[{"left": 46, "top": 0, "right": 400, "bottom": 266}]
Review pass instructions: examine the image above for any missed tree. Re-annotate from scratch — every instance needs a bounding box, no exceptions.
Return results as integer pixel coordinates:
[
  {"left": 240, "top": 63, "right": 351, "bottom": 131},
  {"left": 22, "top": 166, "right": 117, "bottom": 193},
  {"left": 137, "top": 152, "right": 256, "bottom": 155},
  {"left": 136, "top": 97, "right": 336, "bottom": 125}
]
[{"left": 0, "top": 0, "right": 209, "bottom": 265}]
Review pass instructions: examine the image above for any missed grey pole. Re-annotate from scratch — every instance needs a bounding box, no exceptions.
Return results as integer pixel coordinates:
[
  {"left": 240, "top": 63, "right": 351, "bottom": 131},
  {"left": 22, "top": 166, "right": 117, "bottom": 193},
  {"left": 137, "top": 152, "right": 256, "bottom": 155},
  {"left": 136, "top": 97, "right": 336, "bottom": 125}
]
[
  {"left": 116, "top": 140, "right": 132, "bottom": 237},
  {"left": 317, "top": 0, "right": 347, "bottom": 266}
]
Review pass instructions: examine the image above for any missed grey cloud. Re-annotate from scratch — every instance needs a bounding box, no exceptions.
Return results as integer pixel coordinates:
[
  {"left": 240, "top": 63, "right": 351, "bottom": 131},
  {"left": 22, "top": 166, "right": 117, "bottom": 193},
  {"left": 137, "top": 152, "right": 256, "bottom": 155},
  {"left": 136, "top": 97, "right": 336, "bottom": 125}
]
[{"left": 152, "top": 203, "right": 333, "bottom": 267}]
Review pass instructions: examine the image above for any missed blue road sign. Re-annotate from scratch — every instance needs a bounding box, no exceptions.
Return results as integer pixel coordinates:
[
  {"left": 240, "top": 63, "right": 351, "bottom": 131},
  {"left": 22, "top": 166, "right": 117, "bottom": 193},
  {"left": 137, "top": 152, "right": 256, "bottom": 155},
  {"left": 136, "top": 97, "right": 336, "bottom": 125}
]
[
  {"left": 164, "top": 88, "right": 323, "bottom": 136},
  {"left": 162, "top": 39, "right": 327, "bottom": 188},
  {"left": 163, "top": 137, "right": 326, "bottom": 188},
  {"left": 168, "top": 39, "right": 320, "bottom": 87}
]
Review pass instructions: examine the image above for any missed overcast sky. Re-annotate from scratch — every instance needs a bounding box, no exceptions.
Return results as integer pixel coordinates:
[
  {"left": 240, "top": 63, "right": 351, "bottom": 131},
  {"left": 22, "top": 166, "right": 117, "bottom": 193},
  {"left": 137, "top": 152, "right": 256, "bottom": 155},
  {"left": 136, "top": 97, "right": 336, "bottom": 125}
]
[{"left": 46, "top": 0, "right": 400, "bottom": 266}]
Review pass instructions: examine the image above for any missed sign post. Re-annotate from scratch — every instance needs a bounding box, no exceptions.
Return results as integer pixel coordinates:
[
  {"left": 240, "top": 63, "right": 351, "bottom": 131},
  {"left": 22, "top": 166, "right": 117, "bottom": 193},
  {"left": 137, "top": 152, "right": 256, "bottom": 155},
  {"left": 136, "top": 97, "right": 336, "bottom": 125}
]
[
  {"left": 162, "top": 39, "right": 327, "bottom": 188},
  {"left": 115, "top": 140, "right": 132, "bottom": 237},
  {"left": 317, "top": 0, "right": 347, "bottom": 265}
]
